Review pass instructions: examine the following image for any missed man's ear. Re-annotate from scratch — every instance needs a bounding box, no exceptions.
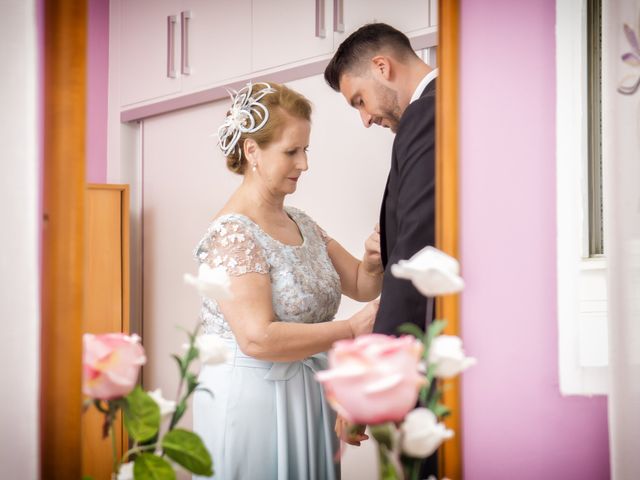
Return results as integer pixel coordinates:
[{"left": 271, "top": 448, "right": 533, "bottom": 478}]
[{"left": 370, "top": 55, "right": 393, "bottom": 82}]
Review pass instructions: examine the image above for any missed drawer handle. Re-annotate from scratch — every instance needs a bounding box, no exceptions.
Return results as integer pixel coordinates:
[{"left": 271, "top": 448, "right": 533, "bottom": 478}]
[
  {"left": 333, "top": 0, "right": 344, "bottom": 33},
  {"left": 181, "top": 11, "right": 192, "bottom": 75},
  {"left": 315, "top": 0, "right": 326, "bottom": 38},
  {"left": 167, "top": 15, "right": 177, "bottom": 78}
]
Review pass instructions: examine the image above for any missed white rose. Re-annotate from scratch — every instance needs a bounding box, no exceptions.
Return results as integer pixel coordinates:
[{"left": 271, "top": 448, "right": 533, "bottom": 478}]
[
  {"left": 184, "top": 263, "right": 232, "bottom": 301},
  {"left": 185, "top": 334, "right": 232, "bottom": 366},
  {"left": 116, "top": 461, "right": 134, "bottom": 480},
  {"left": 391, "top": 246, "right": 464, "bottom": 296},
  {"left": 429, "top": 335, "right": 477, "bottom": 378},
  {"left": 401, "top": 408, "right": 454, "bottom": 458},
  {"left": 147, "top": 388, "right": 177, "bottom": 417}
]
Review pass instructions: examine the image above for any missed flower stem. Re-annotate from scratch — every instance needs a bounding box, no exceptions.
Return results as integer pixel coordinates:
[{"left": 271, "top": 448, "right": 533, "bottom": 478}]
[
  {"left": 110, "top": 414, "right": 119, "bottom": 474},
  {"left": 408, "top": 458, "right": 420, "bottom": 480},
  {"left": 121, "top": 443, "right": 158, "bottom": 463}
]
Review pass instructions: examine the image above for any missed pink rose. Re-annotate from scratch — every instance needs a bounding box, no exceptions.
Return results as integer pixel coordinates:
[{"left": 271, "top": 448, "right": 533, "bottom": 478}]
[
  {"left": 316, "top": 334, "right": 425, "bottom": 424},
  {"left": 83, "top": 333, "right": 147, "bottom": 400}
]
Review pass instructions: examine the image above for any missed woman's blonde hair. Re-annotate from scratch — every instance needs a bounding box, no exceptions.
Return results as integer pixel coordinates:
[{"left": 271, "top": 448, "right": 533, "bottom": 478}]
[{"left": 224, "top": 82, "right": 312, "bottom": 175}]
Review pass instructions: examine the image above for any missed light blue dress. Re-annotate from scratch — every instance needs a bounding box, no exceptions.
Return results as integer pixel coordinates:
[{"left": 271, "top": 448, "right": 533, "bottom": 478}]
[{"left": 192, "top": 206, "right": 342, "bottom": 480}]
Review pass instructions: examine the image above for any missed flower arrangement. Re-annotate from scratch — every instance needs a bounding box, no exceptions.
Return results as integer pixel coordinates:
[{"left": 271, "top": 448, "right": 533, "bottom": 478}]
[
  {"left": 82, "top": 264, "right": 232, "bottom": 480},
  {"left": 317, "top": 246, "right": 475, "bottom": 480}
]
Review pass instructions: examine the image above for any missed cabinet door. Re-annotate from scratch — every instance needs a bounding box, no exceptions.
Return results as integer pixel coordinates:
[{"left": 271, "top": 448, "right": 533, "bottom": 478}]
[
  {"left": 252, "top": 0, "right": 333, "bottom": 72},
  {"left": 82, "top": 185, "right": 130, "bottom": 480},
  {"left": 180, "top": 0, "right": 252, "bottom": 91},
  {"left": 334, "top": 0, "right": 433, "bottom": 45},
  {"left": 120, "top": 0, "right": 182, "bottom": 106}
]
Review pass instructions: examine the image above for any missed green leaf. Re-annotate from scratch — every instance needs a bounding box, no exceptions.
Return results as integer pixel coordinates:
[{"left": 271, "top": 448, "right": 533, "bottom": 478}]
[
  {"left": 370, "top": 423, "right": 395, "bottom": 450},
  {"left": 396, "top": 323, "right": 425, "bottom": 340},
  {"left": 169, "top": 399, "right": 187, "bottom": 430},
  {"left": 92, "top": 399, "right": 109, "bottom": 414},
  {"left": 195, "top": 386, "right": 215, "bottom": 398},
  {"left": 82, "top": 476, "right": 95, "bottom": 480},
  {"left": 171, "top": 354, "right": 185, "bottom": 376},
  {"left": 185, "top": 372, "right": 199, "bottom": 396},
  {"left": 162, "top": 428, "right": 213, "bottom": 476},
  {"left": 184, "top": 345, "right": 199, "bottom": 365},
  {"left": 377, "top": 444, "right": 401, "bottom": 480},
  {"left": 133, "top": 453, "right": 176, "bottom": 480},
  {"left": 431, "top": 402, "right": 451, "bottom": 418},
  {"left": 425, "top": 319, "right": 447, "bottom": 345},
  {"left": 123, "top": 386, "right": 160, "bottom": 442}
]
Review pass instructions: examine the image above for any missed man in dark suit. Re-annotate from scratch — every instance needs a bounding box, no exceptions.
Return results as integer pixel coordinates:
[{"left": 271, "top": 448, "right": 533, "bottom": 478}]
[{"left": 324, "top": 23, "right": 438, "bottom": 476}]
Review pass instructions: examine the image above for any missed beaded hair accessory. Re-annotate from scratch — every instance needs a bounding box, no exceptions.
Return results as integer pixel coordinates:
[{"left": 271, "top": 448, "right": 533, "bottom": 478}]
[{"left": 217, "top": 82, "right": 277, "bottom": 159}]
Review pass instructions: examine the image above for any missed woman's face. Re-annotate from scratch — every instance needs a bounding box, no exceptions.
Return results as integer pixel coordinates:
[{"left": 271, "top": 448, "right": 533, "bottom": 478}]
[{"left": 253, "top": 115, "right": 310, "bottom": 197}]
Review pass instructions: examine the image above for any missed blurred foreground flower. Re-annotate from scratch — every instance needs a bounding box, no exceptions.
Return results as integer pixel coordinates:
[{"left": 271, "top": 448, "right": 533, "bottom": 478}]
[
  {"left": 319, "top": 245, "right": 474, "bottom": 480},
  {"left": 183, "top": 334, "right": 232, "bottom": 366},
  {"left": 429, "top": 335, "right": 477, "bottom": 379},
  {"left": 148, "top": 388, "right": 177, "bottom": 418},
  {"left": 316, "top": 334, "right": 424, "bottom": 424},
  {"left": 82, "top": 263, "right": 236, "bottom": 479},
  {"left": 400, "top": 408, "right": 453, "bottom": 458},
  {"left": 391, "top": 246, "right": 464, "bottom": 296},
  {"left": 82, "top": 333, "right": 146, "bottom": 400},
  {"left": 183, "top": 263, "right": 232, "bottom": 300}
]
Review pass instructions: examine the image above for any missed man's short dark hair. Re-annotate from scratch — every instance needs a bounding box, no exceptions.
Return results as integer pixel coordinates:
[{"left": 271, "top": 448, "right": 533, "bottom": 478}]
[{"left": 324, "top": 23, "right": 416, "bottom": 91}]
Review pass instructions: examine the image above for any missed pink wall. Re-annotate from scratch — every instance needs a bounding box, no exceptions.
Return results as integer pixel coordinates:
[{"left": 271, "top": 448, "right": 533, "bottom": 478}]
[
  {"left": 87, "top": 0, "right": 109, "bottom": 183},
  {"left": 459, "top": 1, "right": 609, "bottom": 478}
]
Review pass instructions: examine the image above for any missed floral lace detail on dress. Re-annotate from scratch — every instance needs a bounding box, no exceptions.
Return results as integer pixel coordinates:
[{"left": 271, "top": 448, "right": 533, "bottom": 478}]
[
  {"left": 315, "top": 223, "right": 332, "bottom": 247},
  {"left": 196, "top": 219, "right": 269, "bottom": 276},
  {"left": 193, "top": 207, "right": 341, "bottom": 340}
]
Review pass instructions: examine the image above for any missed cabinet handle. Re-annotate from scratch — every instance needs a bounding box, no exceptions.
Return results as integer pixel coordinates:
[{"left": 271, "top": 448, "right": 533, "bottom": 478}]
[
  {"left": 333, "top": 0, "right": 344, "bottom": 33},
  {"left": 181, "top": 11, "right": 192, "bottom": 75},
  {"left": 167, "top": 15, "right": 177, "bottom": 78},
  {"left": 315, "top": 0, "right": 326, "bottom": 38}
]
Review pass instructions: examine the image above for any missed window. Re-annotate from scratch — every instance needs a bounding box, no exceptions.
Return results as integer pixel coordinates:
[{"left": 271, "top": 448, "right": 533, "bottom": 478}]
[{"left": 556, "top": 0, "right": 608, "bottom": 395}]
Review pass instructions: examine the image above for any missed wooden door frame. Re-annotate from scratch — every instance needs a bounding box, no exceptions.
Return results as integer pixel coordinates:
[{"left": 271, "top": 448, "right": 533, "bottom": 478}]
[
  {"left": 39, "top": 0, "right": 460, "bottom": 476},
  {"left": 437, "top": 0, "right": 462, "bottom": 478},
  {"left": 40, "top": 0, "right": 87, "bottom": 477}
]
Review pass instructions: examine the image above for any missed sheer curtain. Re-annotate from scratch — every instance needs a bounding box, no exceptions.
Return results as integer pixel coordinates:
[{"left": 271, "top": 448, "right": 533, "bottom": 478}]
[{"left": 603, "top": 1, "right": 640, "bottom": 478}]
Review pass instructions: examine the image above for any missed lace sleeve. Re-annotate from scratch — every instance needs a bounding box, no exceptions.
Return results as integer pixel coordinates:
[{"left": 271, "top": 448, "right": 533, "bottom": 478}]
[
  {"left": 315, "top": 223, "right": 332, "bottom": 247},
  {"left": 199, "top": 219, "right": 270, "bottom": 276}
]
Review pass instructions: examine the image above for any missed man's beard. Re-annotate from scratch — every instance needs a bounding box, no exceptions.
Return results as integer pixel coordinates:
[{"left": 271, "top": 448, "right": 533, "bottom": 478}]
[{"left": 375, "top": 82, "right": 402, "bottom": 132}]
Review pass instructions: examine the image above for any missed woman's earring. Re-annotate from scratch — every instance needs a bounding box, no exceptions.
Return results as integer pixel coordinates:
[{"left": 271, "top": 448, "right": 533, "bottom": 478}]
[{"left": 252, "top": 163, "right": 257, "bottom": 172}]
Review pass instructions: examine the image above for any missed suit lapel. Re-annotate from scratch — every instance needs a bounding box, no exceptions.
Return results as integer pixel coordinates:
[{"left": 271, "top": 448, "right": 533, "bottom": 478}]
[{"left": 380, "top": 173, "right": 390, "bottom": 267}]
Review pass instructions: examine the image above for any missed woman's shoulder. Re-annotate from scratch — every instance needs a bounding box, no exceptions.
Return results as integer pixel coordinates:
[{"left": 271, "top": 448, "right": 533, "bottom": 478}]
[
  {"left": 284, "top": 205, "right": 313, "bottom": 224},
  {"left": 285, "top": 206, "right": 331, "bottom": 245},
  {"left": 195, "top": 213, "right": 259, "bottom": 253}
]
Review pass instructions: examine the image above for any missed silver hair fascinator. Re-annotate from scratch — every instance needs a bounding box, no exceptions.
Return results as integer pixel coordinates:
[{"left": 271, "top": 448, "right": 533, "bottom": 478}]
[{"left": 217, "top": 82, "right": 277, "bottom": 159}]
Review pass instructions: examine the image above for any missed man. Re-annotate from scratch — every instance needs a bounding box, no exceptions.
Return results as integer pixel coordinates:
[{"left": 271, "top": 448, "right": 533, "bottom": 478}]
[{"left": 324, "top": 23, "right": 438, "bottom": 476}]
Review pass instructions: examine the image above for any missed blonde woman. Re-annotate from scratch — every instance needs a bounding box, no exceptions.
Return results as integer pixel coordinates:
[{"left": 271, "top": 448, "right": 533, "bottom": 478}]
[{"left": 193, "top": 82, "right": 382, "bottom": 480}]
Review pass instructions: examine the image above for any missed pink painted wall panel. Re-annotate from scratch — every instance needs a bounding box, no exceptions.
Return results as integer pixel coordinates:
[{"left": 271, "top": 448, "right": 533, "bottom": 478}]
[
  {"left": 459, "top": 1, "right": 609, "bottom": 478},
  {"left": 87, "top": 0, "right": 109, "bottom": 183}
]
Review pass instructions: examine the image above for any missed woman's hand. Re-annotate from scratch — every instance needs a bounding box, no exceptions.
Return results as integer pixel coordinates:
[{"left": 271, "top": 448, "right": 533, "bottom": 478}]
[
  {"left": 362, "top": 224, "right": 383, "bottom": 275},
  {"left": 348, "top": 299, "right": 379, "bottom": 337},
  {"left": 335, "top": 415, "right": 369, "bottom": 446}
]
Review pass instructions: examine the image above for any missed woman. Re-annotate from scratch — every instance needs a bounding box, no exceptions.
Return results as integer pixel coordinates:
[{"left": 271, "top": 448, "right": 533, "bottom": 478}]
[{"left": 193, "top": 82, "right": 382, "bottom": 480}]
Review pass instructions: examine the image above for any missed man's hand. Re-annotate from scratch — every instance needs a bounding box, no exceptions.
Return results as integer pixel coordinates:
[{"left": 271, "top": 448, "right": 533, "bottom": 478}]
[
  {"left": 335, "top": 415, "right": 369, "bottom": 446},
  {"left": 362, "top": 224, "right": 383, "bottom": 275}
]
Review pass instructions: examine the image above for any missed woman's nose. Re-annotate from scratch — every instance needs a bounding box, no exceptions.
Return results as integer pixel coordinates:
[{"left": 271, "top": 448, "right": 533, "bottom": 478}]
[{"left": 298, "top": 154, "right": 309, "bottom": 171}]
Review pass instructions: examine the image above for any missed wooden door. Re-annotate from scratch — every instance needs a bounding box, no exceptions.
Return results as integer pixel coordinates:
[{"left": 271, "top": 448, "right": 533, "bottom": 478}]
[{"left": 81, "top": 184, "right": 131, "bottom": 479}]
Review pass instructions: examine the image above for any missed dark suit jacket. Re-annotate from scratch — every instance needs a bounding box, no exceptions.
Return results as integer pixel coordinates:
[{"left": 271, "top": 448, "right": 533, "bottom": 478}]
[{"left": 374, "top": 80, "right": 436, "bottom": 335}]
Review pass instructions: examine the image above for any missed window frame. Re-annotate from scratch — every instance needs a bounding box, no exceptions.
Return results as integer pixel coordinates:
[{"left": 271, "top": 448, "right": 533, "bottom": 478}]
[{"left": 556, "top": 0, "right": 609, "bottom": 396}]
